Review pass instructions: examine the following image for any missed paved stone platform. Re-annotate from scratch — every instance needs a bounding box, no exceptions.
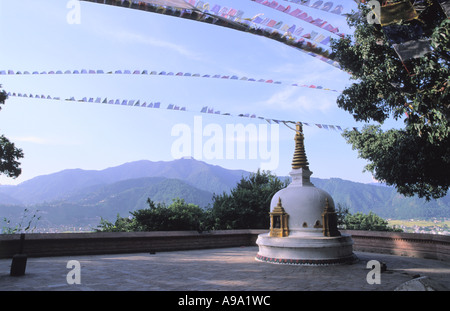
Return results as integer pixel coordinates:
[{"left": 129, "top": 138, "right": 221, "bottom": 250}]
[{"left": 1, "top": 246, "right": 449, "bottom": 291}]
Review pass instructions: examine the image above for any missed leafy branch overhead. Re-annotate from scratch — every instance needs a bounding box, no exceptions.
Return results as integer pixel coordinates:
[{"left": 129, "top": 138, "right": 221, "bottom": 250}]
[
  {"left": 0, "top": 89, "right": 24, "bottom": 179},
  {"left": 330, "top": 1, "right": 449, "bottom": 200}
]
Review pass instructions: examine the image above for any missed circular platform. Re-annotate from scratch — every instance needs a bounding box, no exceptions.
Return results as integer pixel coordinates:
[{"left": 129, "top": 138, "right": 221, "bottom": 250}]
[{"left": 256, "top": 232, "right": 357, "bottom": 265}]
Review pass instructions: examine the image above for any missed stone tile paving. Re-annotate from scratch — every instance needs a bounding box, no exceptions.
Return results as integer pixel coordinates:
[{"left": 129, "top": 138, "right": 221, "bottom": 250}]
[{"left": 0, "top": 247, "right": 449, "bottom": 291}]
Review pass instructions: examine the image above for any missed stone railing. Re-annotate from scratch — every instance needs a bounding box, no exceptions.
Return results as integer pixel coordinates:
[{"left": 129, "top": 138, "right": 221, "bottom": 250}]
[
  {"left": 340, "top": 230, "right": 450, "bottom": 261},
  {"left": 0, "top": 230, "right": 266, "bottom": 259},
  {"left": 1, "top": 229, "right": 449, "bottom": 261}
]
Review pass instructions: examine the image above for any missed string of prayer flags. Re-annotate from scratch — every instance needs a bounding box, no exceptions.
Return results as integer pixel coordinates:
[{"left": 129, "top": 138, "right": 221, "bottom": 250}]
[
  {"left": 270, "top": 0, "right": 346, "bottom": 15},
  {"left": 79, "top": 0, "right": 341, "bottom": 68},
  {"left": 125, "top": 0, "right": 194, "bottom": 9},
  {"left": 252, "top": 0, "right": 347, "bottom": 37},
  {"left": 6, "top": 91, "right": 355, "bottom": 132},
  {"left": 0, "top": 69, "right": 340, "bottom": 92},
  {"left": 246, "top": 12, "right": 334, "bottom": 55},
  {"left": 198, "top": 105, "right": 350, "bottom": 131}
]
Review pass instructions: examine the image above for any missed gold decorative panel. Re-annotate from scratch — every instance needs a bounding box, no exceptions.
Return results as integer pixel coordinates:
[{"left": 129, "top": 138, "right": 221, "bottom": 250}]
[{"left": 269, "top": 198, "right": 289, "bottom": 237}]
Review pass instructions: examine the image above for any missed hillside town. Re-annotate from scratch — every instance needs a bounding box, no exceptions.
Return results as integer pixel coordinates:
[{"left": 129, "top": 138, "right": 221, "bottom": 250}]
[{"left": 388, "top": 218, "right": 450, "bottom": 235}]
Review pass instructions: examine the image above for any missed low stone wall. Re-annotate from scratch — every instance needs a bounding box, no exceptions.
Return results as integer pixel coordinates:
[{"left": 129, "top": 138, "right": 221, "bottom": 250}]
[
  {"left": 1, "top": 230, "right": 449, "bottom": 261},
  {"left": 341, "top": 230, "right": 450, "bottom": 261},
  {"left": 0, "top": 230, "right": 266, "bottom": 259}
]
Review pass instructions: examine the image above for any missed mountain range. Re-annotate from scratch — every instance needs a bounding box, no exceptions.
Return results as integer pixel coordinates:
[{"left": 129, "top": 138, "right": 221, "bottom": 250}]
[{"left": 0, "top": 158, "right": 449, "bottom": 230}]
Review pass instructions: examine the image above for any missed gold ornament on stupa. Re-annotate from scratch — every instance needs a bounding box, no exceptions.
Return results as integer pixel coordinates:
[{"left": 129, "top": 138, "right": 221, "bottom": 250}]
[{"left": 291, "top": 122, "right": 309, "bottom": 170}]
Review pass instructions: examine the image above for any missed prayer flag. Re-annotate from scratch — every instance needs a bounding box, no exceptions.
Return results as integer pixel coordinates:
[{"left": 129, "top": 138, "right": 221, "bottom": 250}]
[
  {"left": 331, "top": 5, "right": 343, "bottom": 14},
  {"left": 320, "top": 36, "right": 331, "bottom": 45},
  {"left": 253, "top": 16, "right": 264, "bottom": 24},
  {"left": 267, "top": 20, "right": 277, "bottom": 27},
  {"left": 438, "top": 0, "right": 450, "bottom": 16},
  {"left": 379, "top": 1, "right": 418, "bottom": 26},
  {"left": 382, "top": 23, "right": 424, "bottom": 45},
  {"left": 290, "top": 8, "right": 302, "bottom": 17},
  {"left": 322, "top": 2, "right": 333, "bottom": 12},
  {"left": 392, "top": 38, "right": 431, "bottom": 61},
  {"left": 311, "top": 1, "right": 323, "bottom": 9},
  {"left": 211, "top": 4, "right": 220, "bottom": 14},
  {"left": 314, "top": 34, "right": 326, "bottom": 43}
]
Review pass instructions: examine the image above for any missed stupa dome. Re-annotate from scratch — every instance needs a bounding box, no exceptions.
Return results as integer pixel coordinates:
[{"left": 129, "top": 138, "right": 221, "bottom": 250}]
[
  {"left": 270, "top": 171, "right": 335, "bottom": 237},
  {"left": 256, "top": 122, "right": 356, "bottom": 265}
]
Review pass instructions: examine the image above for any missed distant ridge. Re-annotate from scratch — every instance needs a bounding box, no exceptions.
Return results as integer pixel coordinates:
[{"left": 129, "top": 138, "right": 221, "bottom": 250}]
[
  {"left": 0, "top": 159, "right": 449, "bottom": 229},
  {"left": 0, "top": 158, "right": 248, "bottom": 205}
]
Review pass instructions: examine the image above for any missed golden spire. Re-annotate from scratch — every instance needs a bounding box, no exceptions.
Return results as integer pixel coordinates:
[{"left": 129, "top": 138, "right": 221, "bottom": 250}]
[{"left": 291, "top": 122, "right": 309, "bottom": 170}]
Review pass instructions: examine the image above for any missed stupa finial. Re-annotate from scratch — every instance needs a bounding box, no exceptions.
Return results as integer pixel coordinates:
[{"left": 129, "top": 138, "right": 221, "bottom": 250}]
[{"left": 291, "top": 122, "right": 309, "bottom": 170}]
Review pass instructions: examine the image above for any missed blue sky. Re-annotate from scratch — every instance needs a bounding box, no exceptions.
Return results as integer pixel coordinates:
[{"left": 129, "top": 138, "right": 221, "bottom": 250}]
[{"left": 0, "top": 0, "right": 402, "bottom": 185}]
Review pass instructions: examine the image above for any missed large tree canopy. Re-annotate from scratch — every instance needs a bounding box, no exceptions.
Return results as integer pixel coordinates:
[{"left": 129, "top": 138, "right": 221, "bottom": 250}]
[
  {"left": 331, "top": 1, "right": 449, "bottom": 200},
  {"left": 0, "top": 89, "right": 24, "bottom": 179}
]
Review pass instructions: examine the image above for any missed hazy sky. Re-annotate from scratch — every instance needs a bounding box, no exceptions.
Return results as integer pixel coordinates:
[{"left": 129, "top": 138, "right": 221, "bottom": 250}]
[{"left": 0, "top": 0, "right": 403, "bottom": 185}]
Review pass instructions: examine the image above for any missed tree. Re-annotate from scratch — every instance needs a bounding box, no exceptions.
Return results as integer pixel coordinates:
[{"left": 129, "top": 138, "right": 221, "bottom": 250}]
[
  {"left": 96, "top": 198, "right": 210, "bottom": 232},
  {"left": 96, "top": 213, "right": 137, "bottom": 232},
  {"left": 331, "top": 2, "right": 449, "bottom": 200},
  {"left": 341, "top": 211, "right": 402, "bottom": 232},
  {"left": 335, "top": 203, "right": 351, "bottom": 228},
  {"left": 209, "top": 170, "right": 288, "bottom": 230},
  {"left": 0, "top": 88, "right": 24, "bottom": 179},
  {"left": 132, "top": 198, "right": 208, "bottom": 232}
]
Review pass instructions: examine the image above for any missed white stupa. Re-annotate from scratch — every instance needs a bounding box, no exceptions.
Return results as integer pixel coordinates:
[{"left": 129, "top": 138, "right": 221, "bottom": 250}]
[{"left": 256, "top": 123, "right": 357, "bottom": 265}]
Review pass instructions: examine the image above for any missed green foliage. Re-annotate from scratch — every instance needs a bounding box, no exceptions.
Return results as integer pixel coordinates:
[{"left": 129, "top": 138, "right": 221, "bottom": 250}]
[
  {"left": 96, "top": 214, "right": 137, "bottom": 232},
  {"left": 343, "top": 125, "right": 449, "bottom": 200},
  {"left": 96, "top": 198, "right": 210, "bottom": 232},
  {"left": 209, "top": 170, "right": 288, "bottom": 230},
  {"left": 131, "top": 198, "right": 209, "bottom": 232},
  {"left": 0, "top": 88, "right": 24, "bottom": 179},
  {"left": 0, "top": 89, "right": 7, "bottom": 105},
  {"left": 335, "top": 203, "right": 351, "bottom": 228},
  {"left": 341, "top": 211, "right": 402, "bottom": 232},
  {"left": 1, "top": 208, "right": 41, "bottom": 234},
  {"left": 0, "top": 135, "right": 24, "bottom": 179},
  {"left": 96, "top": 170, "right": 288, "bottom": 232},
  {"left": 331, "top": 3, "right": 450, "bottom": 200}
]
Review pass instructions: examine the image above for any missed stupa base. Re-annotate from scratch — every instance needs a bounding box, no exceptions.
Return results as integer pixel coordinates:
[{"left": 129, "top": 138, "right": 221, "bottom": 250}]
[{"left": 255, "top": 232, "right": 358, "bottom": 266}]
